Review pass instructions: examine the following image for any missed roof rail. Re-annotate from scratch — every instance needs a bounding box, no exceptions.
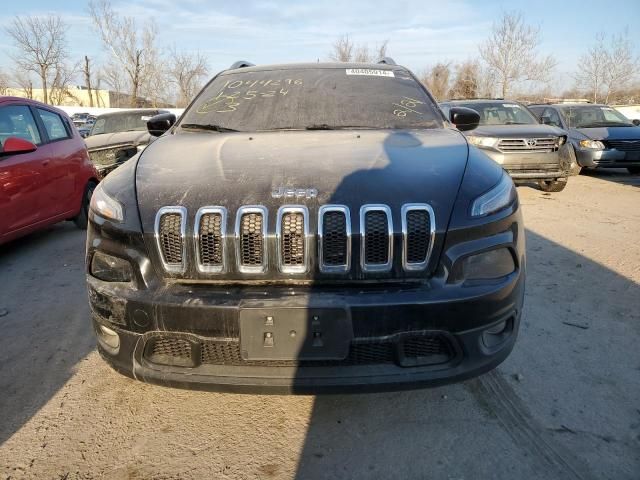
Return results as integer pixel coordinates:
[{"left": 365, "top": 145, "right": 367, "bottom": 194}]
[
  {"left": 229, "top": 61, "right": 255, "bottom": 69},
  {"left": 377, "top": 57, "right": 396, "bottom": 65}
]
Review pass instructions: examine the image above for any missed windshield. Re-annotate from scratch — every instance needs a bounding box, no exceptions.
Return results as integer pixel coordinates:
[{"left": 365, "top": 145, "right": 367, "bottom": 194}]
[
  {"left": 180, "top": 67, "right": 441, "bottom": 131},
  {"left": 90, "top": 112, "right": 157, "bottom": 136},
  {"left": 558, "top": 105, "right": 633, "bottom": 128},
  {"left": 451, "top": 102, "right": 538, "bottom": 125}
]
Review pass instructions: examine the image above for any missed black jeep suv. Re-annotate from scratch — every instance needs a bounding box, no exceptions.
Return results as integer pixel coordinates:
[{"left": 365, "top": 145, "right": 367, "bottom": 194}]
[{"left": 86, "top": 60, "right": 525, "bottom": 393}]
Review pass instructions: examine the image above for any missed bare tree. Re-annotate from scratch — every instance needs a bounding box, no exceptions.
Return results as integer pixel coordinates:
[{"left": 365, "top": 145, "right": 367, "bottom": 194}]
[
  {"left": 4, "top": 15, "right": 68, "bottom": 104},
  {"left": 101, "top": 61, "right": 126, "bottom": 107},
  {"left": 49, "top": 62, "right": 78, "bottom": 105},
  {"left": 82, "top": 56, "right": 96, "bottom": 107},
  {"left": 330, "top": 35, "right": 354, "bottom": 62},
  {"left": 479, "top": 12, "right": 556, "bottom": 98},
  {"left": 448, "top": 61, "right": 480, "bottom": 99},
  {"left": 0, "top": 71, "right": 10, "bottom": 95},
  {"left": 603, "top": 30, "right": 638, "bottom": 103},
  {"left": 329, "top": 35, "right": 389, "bottom": 63},
  {"left": 89, "top": 0, "right": 158, "bottom": 107},
  {"left": 420, "top": 63, "right": 451, "bottom": 101},
  {"left": 169, "top": 48, "right": 208, "bottom": 107},
  {"left": 575, "top": 33, "right": 607, "bottom": 103},
  {"left": 14, "top": 70, "right": 34, "bottom": 99}
]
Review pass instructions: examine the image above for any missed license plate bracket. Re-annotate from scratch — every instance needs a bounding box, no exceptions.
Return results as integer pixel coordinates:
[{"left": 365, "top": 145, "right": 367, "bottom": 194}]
[{"left": 239, "top": 307, "right": 352, "bottom": 361}]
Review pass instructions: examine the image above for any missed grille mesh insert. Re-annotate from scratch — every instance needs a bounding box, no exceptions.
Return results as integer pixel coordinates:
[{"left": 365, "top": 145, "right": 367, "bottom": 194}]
[
  {"left": 240, "top": 213, "right": 264, "bottom": 266},
  {"left": 406, "top": 210, "right": 431, "bottom": 264},
  {"left": 281, "top": 212, "right": 305, "bottom": 266},
  {"left": 159, "top": 213, "right": 183, "bottom": 264},
  {"left": 198, "top": 213, "right": 224, "bottom": 266},
  {"left": 402, "top": 335, "right": 451, "bottom": 358},
  {"left": 322, "top": 211, "right": 348, "bottom": 266},
  {"left": 144, "top": 335, "right": 455, "bottom": 368},
  {"left": 364, "top": 210, "right": 389, "bottom": 265}
]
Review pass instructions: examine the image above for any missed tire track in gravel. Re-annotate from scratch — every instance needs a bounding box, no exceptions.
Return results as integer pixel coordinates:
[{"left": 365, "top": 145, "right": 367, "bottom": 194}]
[{"left": 466, "top": 369, "right": 594, "bottom": 480}]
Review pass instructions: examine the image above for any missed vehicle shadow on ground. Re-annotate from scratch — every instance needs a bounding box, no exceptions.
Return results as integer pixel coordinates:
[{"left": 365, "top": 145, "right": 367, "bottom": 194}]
[
  {"left": 580, "top": 168, "right": 640, "bottom": 188},
  {"left": 0, "top": 223, "right": 94, "bottom": 446},
  {"left": 292, "top": 229, "right": 639, "bottom": 479}
]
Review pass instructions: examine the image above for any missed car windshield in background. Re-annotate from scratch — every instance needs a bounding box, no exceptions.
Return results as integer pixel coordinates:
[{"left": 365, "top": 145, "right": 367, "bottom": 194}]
[
  {"left": 90, "top": 112, "right": 155, "bottom": 136},
  {"left": 454, "top": 102, "right": 538, "bottom": 125},
  {"left": 180, "top": 67, "right": 441, "bottom": 132},
  {"left": 558, "top": 105, "right": 634, "bottom": 128}
]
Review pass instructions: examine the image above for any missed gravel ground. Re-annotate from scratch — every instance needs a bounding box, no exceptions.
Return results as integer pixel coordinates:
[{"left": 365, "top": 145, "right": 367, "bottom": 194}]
[{"left": 1, "top": 170, "right": 639, "bottom": 480}]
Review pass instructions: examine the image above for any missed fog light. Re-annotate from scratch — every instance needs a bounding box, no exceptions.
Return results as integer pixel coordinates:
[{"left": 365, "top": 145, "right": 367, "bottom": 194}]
[
  {"left": 463, "top": 248, "right": 515, "bottom": 280},
  {"left": 91, "top": 251, "right": 133, "bottom": 282},
  {"left": 482, "top": 317, "right": 514, "bottom": 349},
  {"left": 97, "top": 324, "right": 120, "bottom": 354}
]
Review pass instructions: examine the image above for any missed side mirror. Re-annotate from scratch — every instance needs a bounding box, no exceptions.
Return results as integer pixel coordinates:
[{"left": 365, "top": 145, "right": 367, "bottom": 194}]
[
  {"left": 632, "top": 119, "right": 640, "bottom": 126},
  {"left": 449, "top": 107, "right": 480, "bottom": 131},
  {"left": 1, "top": 137, "right": 37, "bottom": 156},
  {"left": 147, "top": 113, "right": 176, "bottom": 136}
]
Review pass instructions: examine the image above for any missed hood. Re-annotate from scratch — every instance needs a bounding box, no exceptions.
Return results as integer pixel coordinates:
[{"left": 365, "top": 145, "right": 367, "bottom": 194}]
[
  {"left": 573, "top": 125, "right": 640, "bottom": 141},
  {"left": 85, "top": 130, "right": 152, "bottom": 150},
  {"left": 466, "top": 124, "right": 565, "bottom": 138},
  {"left": 136, "top": 129, "right": 470, "bottom": 236}
]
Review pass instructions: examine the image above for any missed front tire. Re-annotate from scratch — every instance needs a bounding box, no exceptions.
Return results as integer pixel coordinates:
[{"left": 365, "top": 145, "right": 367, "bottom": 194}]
[
  {"left": 538, "top": 177, "right": 567, "bottom": 192},
  {"left": 73, "top": 180, "right": 97, "bottom": 229},
  {"left": 628, "top": 167, "right": 640, "bottom": 175},
  {"left": 567, "top": 146, "right": 581, "bottom": 176}
]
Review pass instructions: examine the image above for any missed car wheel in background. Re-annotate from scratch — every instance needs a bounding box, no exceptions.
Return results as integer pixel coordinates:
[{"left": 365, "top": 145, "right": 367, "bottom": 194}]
[
  {"left": 538, "top": 177, "right": 568, "bottom": 192},
  {"left": 73, "top": 180, "right": 98, "bottom": 229},
  {"left": 627, "top": 167, "right": 640, "bottom": 175}
]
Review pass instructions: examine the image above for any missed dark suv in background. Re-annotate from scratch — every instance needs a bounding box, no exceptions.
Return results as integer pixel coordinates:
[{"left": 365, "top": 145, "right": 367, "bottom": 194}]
[
  {"left": 85, "top": 109, "right": 168, "bottom": 177},
  {"left": 528, "top": 103, "right": 640, "bottom": 175},
  {"left": 440, "top": 99, "right": 570, "bottom": 192}
]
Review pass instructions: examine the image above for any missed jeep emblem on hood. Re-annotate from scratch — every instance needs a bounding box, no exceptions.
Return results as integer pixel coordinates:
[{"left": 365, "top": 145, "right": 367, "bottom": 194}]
[{"left": 272, "top": 187, "right": 318, "bottom": 199}]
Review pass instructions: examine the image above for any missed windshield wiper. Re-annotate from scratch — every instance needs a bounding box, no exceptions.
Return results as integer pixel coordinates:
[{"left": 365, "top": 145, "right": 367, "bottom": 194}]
[
  {"left": 181, "top": 123, "right": 239, "bottom": 132},
  {"left": 578, "top": 122, "right": 632, "bottom": 128}
]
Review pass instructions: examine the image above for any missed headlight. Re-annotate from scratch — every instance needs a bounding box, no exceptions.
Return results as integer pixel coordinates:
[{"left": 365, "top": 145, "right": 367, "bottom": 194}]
[
  {"left": 579, "top": 139, "right": 605, "bottom": 149},
  {"left": 467, "top": 136, "right": 499, "bottom": 148},
  {"left": 470, "top": 172, "right": 517, "bottom": 217},
  {"left": 90, "top": 183, "right": 124, "bottom": 222}
]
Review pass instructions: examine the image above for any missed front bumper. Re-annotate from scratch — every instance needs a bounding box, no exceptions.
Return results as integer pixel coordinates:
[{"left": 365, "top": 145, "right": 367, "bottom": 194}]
[
  {"left": 575, "top": 148, "right": 640, "bottom": 168},
  {"left": 481, "top": 149, "right": 567, "bottom": 180},
  {"left": 89, "top": 267, "right": 524, "bottom": 394}
]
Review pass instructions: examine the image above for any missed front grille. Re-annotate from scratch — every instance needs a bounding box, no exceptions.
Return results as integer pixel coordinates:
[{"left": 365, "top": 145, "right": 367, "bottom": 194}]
[
  {"left": 604, "top": 140, "right": 640, "bottom": 152},
  {"left": 154, "top": 203, "right": 443, "bottom": 276},
  {"left": 145, "top": 333, "right": 455, "bottom": 368},
  {"left": 497, "top": 138, "right": 557, "bottom": 152},
  {"left": 196, "top": 209, "right": 225, "bottom": 271},
  {"left": 239, "top": 210, "right": 265, "bottom": 269},
  {"left": 88, "top": 144, "right": 137, "bottom": 166},
  {"left": 404, "top": 207, "right": 432, "bottom": 267},
  {"left": 280, "top": 210, "right": 306, "bottom": 269},
  {"left": 361, "top": 206, "right": 392, "bottom": 271},
  {"left": 156, "top": 208, "right": 185, "bottom": 270}
]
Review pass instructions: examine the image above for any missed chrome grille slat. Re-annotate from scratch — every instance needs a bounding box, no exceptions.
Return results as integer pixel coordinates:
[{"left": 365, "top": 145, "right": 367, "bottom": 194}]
[
  {"left": 360, "top": 205, "right": 393, "bottom": 272},
  {"left": 497, "top": 137, "right": 557, "bottom": 152},
  {"left": 154, "top": 206, "right": 187, "bottom": 273},
  {"left": 235, "top": 206, "right": 268, "bottom": 273},
  {"left": 402, "top": 204, "right": 435, "bottom": 271},
  {"left": 195, "top": 207, "right": 227, "bottom": 273},
  {"left": 277, "top": 206, "right": 309, "bottom": 273},
  {"left": 318, "top": 205, "right": 351, "bottom": 273}
]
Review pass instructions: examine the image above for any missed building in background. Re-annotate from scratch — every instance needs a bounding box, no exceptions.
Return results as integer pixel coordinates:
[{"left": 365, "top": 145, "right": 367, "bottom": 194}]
[{"left": 4, "top": 86, "right": 174, "bottom": 108}]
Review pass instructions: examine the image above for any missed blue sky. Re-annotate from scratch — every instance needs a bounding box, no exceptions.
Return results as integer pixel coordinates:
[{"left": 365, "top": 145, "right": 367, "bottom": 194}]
[{"left": 1, "top": 0, "right": 639, "bottom": 92}]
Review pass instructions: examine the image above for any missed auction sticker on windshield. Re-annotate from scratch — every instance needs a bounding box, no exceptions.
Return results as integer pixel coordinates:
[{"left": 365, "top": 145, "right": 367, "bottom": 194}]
[{"left": 346, "top": 68, "right": 395, "bottom": 77}]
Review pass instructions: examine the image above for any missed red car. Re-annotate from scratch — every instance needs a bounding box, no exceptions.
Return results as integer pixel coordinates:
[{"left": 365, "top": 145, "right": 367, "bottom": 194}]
[{"left": 0, "top": 97, "right": 99, "bottom": 245}]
